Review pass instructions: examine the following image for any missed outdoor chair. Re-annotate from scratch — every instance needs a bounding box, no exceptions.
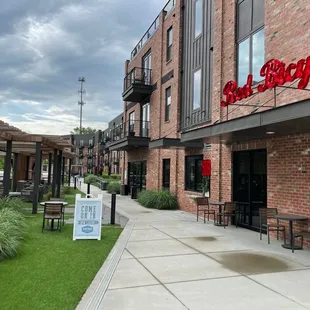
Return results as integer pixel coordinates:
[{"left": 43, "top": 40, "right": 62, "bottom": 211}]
[
  {"left": 50, "top": 198, "right": 65, "bottom": 226},
  {"left": 259, "top": 208, "right": 286, "bottom": 244},
  {"left": 196, "top": 197, "right": 215, "bottom": 223},
  {"left": 217, "top": 202, "right": 237, "bottom": 228},
  {"left": 42, "top": 203, "right": 63, "bottom": 232},
  {"left": 294, "top": 231, "right": 310, "bottom": 250}
]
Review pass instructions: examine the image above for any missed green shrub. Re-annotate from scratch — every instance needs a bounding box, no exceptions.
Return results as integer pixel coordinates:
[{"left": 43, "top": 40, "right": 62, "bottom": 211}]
[
  {"left": 0, "top": 197, "right": 28, "bottom": 212},
  {"left": 102, "top": 172, "right": 109, "bottom": 179},
  {"left": 138, "top": 190, "right": 179, "bottom": 210},
  {"left": 46, "top": 192, "right": 52, "bottom": 201},
  {"left": 107, "top": 181, "right": 121, "bottom": 194},
  {"left": 85, "top": 174, "right": 98, "bottom": 184},
  {"left": 0, "top": 208, "right": 26, "bottom": 260},
  {"left": 61, "top": 186, "right": 71, "bottom": 195},
  {"left": 110, "top": 174, "right": 121, "bottom": 180}
]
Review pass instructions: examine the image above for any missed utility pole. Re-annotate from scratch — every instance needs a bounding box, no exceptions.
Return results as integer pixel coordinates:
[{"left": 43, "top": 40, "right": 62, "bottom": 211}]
[{"left": 78, "top": 77, "right": 86, "bottom": 134}]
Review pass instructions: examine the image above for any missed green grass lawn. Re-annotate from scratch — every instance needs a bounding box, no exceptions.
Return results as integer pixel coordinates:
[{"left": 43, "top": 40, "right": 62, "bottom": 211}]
[
  {"left": 0, "top": 215, "right": 122, "bottom": 310},
  {"left": 62, "top": 188, "right": 85, "bottom": 205}
]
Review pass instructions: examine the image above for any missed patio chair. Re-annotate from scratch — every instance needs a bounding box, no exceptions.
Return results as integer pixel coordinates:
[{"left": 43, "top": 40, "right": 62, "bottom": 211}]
[
  {"left": 42, "top": 203, "right": 63, "bottom": 232},
  {"left": 294, "top": 231, "right": 310, "bottom": 250},
  {"left": 259, "top": 208, "right": 286, "bottom": 244},
  {"left": 196, "top": 197, "right": 215, "bottom": 223},
  {"left": 50, "top": 198, "right": 65, "bottom": 226},
  {"left": 217, "top": 202, "right": 237, "bottom": 229}
]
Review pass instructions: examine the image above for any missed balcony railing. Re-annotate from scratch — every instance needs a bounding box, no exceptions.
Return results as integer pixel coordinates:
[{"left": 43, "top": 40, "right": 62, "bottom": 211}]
[
  {"left": 163, "top": 0, "right": 176, "bottom": 17},
  {"left": 110, "top": 120, "right": 150, "bottom": 142},
  {"left": 131, "top": 16, "right": 160, "bottom": 59},
  {"left": 124, "top": 67, "right": 152, "bottom": 93}
]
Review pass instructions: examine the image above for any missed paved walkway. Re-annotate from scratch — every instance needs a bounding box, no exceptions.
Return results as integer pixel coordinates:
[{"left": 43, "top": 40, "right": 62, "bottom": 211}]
[{"left": 76, "top": 181, "right": 310, "bottom": 310}]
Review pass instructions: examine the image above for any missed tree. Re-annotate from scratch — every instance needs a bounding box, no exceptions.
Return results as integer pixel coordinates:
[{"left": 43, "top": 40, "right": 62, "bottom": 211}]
[{"left": 71, "top": 127, "right": 97, "bottom": 134}]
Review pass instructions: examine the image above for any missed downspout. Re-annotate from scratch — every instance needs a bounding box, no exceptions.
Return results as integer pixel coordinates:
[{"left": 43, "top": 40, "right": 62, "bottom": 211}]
[
  {"left": 218, "top": 0, "right": 224, "bottom": 201},
  {"left": 157, "top": 10, "right": 166, "bottom": 189}
]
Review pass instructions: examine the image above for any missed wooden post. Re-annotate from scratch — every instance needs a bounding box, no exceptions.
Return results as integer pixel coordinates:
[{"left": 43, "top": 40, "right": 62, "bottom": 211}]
[
  {"left": 56, "top": 151, "right": 62, "bottom": 198},
  {"left": 32, "top": 142, "right": 41, "bottom": 214},
  {"left": 52, "top": 149, "right": 57, "bottom": 197},
  {"left": 3, "top": 140, "right": 12, "bottom": 196},
  {"left": 48, "top": 153, "right": 52, "bottom": 185},
  {"left": 12, "top": 153, "right": 18, "bottom": 192},
  {"left": 68, "top": 159, "right": 72, "bottom": 187},
  {"left": 25, "top": 156, "right": 30, "bottom": 181},
  {"left": 61, "top": 156, "right": 65, "bottom": 186}
]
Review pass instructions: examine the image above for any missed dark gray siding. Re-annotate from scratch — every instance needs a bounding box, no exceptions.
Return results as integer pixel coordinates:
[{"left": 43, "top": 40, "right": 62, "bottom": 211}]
[{"left": 181, "top": 0, "right": 213, "bottom": 130}]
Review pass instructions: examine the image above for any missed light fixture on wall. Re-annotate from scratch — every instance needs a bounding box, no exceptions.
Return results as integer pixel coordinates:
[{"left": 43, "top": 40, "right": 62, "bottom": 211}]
[{"left": 266, "top": 131, "right": 275, "bottom": 135}]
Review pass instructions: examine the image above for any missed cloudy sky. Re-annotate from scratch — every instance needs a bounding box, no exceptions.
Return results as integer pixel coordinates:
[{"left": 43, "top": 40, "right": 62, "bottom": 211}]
[{"left": 0, "top": 0, "right": 167, "bottom": 135}]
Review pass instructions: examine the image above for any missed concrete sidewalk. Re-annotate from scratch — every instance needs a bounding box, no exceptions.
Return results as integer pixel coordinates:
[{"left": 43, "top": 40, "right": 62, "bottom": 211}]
[{"left": 76, "top": 181, "right": 310, "bottom": 310}]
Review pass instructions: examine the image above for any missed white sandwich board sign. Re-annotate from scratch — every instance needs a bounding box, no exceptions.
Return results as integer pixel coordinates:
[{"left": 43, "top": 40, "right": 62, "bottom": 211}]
[{"left": 73, "top": 194, "right": 103, "bottom": 240}]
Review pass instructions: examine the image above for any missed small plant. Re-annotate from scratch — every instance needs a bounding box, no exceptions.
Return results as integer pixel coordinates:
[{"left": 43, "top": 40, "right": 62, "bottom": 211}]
[
  {"left": 0, "top": 197, "right": 28, "bottom": 212},
  {"left": 110, "top": 174, "right": 121, "bottom": 180},
  {"left": 102, "top": 172, "right": 109, "bottom": 179},
  {"left": 46, "top": 192, "right": 52, "bottom": 201},
  {"left": 61, "top": 186, "right": 71, "bottom": 195},
  {"left": 107, "top": 181, "right": 121, "bottom": 194},
  {"left": 84, "top": 174, "right": 98, "bottom": 184},
  {"left": 0, "top": 208, "right": 26, "bottom": 260},
  {"left": 138, "top": 190, "right": 179, "bottom": 210}
]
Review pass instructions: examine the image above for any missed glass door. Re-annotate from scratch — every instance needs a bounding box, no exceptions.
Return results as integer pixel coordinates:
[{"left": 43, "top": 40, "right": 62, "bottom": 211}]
[
  {"left": 142, "top": 52, "right": 151, "bottom": 84},
  {"left": 129, "top": 112, "right": 135, "bottom": 135},
  {"left": 128, "top": 161, "right": 147, "bottom": 192},
  {"left": 162, "top": 159, "right": 171, "bottom": 190},
  {"left": 233, "top": 149, "right": 267, "bottom": 230},
  {"left": 142, "top": 103, "right": 150, "bottom": 137}
]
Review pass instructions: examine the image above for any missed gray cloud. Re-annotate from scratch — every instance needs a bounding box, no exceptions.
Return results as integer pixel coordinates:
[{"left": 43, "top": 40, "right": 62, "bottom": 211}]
[{"left": 0, "top": 0, "right": 168, "bottom": 134}]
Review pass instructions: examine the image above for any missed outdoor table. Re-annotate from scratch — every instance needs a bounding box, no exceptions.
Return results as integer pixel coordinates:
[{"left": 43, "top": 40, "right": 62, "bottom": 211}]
[
  {"left": 40, "top": 201, "right": 68, "bottom": 231},
  {"left": 9, "top": 192, "right": 22, "bottom": 197},
  {"left": 209, "top": 201, "right": 225, "bottom": 226},
  {"left": 274, "top": 214, "right": 308, "bottom": 251}
]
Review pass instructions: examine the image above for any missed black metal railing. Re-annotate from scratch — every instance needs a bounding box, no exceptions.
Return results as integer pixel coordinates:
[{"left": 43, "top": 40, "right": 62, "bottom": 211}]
[
  {"left": 110, "top": 120, "right": 150, "bottom": 142},
  {"left": 163, "top": 0, "right": 175, "bottom": 17},
  {"left": 131, "top": 17, "right": 160, "bottom": 59},
  {"left": 124, "top": 67, "right": 152, "bottom": 93}
]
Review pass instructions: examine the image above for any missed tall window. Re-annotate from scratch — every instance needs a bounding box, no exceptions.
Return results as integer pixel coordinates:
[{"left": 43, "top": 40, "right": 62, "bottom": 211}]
[
  {"left": 193, "top": 69, "right": 201, "bottom": 110},
  {"left": 142, "top": 51, "right": 152, "bottom": 84},
  {"left": 142, "top": 103, "right": 150, "bottom": 137},
  {"left": 165, "top": 87, "right": 171, "bottom": 121},
  {"left": 167, "top": 27, "right": 173, "bottom": 61},
  {"left": 162, "top": 159, "right": 171, "bottom": 190},
  {"left": 194, "top": 0, "right": 203, "bottom": 38},
  {"left": 185, "top": 155, "right": 203, "bottom": 192},
  {"left": 129, "top": 112, "right": 135, "bottom": 133},
  {"left": 237, "top": 0, "right": 265, "bottom": 85}
]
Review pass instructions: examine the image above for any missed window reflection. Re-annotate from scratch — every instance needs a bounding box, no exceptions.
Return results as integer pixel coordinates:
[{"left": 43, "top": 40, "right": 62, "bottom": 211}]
[
  {"left": 193, "top": 69, "right": 201, "bottom": 110},
  {"left": 238, "top": 39, "right": 250, "bottom": 85},
  {"left": 195, "top": 0, "right": 202, "bottom": 38},
  {"left": 252, "top": 29, "right": 265, "bottom": 83}
]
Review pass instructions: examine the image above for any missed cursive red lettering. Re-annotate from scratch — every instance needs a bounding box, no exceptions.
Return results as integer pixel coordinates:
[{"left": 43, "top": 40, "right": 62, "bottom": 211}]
[
  {"left": 298, "top": 56, "right": 310, "bottom": 89},
  {"left": 294, "top": 59, "right": 305, "bottom": 79},
  {"left": 285, "top": 63, "right": 297, "bottom": 82},
  {"left": 221, "top": 81, "right": 237, "bottom": 107}
]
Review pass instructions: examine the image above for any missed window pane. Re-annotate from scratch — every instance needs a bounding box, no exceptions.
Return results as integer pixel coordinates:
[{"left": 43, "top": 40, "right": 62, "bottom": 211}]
[
  {"left": 253, "top": 0, "right": 264, "bottom": 29},
  {"left": 195, "top": 0, "right": 202, "bottom": 38},
  {"left": 238, "top": 38, "right": 250, "bottom": 85},
  {"left": 165, "top": 87, "right": 171, "bottom": 121},
  {"left": 193, "top": 70, "right": 201, "bottom": 110},
  {"left": 237, "top": 0, "right": 252, "bottom": 39},
  {"left": 252, "top": 28, "right": 264, "bottom": 83},
  {"left": 195, "top": 159, "right": 203, "bottom": 191},
  {"left": 168, "top": 28, "right": 173, "bottom": 46}
]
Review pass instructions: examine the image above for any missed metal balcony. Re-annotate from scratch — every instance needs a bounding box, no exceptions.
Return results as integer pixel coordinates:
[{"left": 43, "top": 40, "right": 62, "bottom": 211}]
[
  {"left": 108, "top": 120, "right": 150, "bottom": 151},
  {"left": 122, "top": 67, "right": 153, "bottom": 102}
]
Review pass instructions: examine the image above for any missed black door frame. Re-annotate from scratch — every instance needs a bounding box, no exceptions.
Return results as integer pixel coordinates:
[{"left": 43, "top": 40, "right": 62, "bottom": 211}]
[
  {"left": 232, "top": 149, "right": 267, "bottom": 231},
  {"left": 128, "top": 161, "right": 147, "bottom": 192}
]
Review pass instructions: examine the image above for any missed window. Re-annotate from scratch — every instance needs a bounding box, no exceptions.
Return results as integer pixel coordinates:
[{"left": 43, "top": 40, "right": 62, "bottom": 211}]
[
  {"left": 237, "top": 0, "right": 265, "bottom": 85},
  {"left": 167, "top": 27, "right": 173, "bottom": 61},
  {"left": 165, "top": 87, "right": 171, "bottom": 121},
  {"left": 194, "top": 0, "right": 203, "bottom": 38},
  {"left": 162, "top": 159, "right": 171, "bottom": 190},
  {"left": 142, "top": 103, "right": 150, "bottom": 137},
  {"left": 129, "top": 112, "right": 135, "bottom": 133},
  {"left": 185, "top": 155, "right": 203, "bottom": 192},
  {"left": 142, "top": 52, "right": 152, "bottom": 84},
  {"left": 193, "top": 69, "right": 201, "bottom": 110}
]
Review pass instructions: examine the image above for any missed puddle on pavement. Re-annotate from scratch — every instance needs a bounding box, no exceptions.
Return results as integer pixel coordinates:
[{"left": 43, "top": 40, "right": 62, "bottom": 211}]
[
  {"left": 195, "top": 236, "right": 217, "bottom": 242},
  {"left": 216, "top": 252, "right": 291, "bottom": 274}
]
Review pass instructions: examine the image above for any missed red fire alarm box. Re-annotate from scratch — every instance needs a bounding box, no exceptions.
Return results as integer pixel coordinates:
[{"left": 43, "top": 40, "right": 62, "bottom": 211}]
[{"left": 202, "top": 159, "right": 211, "bottom": 176}]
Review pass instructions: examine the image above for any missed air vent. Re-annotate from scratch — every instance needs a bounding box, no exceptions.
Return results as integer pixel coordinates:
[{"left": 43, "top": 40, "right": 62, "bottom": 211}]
[{"left": 204, "top": 143, "right": 211, "bottom": 152}]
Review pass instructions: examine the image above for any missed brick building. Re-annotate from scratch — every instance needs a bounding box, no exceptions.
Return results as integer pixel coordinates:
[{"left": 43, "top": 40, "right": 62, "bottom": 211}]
[{"left": 103, "top": 0, "right": 310, "bottom": 244}]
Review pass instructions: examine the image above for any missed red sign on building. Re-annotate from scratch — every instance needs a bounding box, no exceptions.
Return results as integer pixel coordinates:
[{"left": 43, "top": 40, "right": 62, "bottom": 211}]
[
  {"left": 202, "top": 159, "right": 211, "bottom": 176},
  {"left": 221, "top": 56, "right": 310, "bottom": 107}
]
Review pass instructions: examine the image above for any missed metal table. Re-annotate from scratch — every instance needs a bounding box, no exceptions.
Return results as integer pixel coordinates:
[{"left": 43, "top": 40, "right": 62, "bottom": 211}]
[
  {"left": 40, "top": 201, "right": 68, "bottom": 230},
  {"left": 209, "top": 201, "right": 225, "bottom": 226},
  {"left": 274, "top": 214, "right": 308, "bottom": 251}
]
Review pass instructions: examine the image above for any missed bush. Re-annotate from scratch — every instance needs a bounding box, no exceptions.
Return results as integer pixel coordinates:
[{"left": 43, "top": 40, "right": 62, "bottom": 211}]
[
  {"left": 102, "top": 172, "right": 109, "bottom": 179},
  {"left": 0, "top": 208, "right": 26, "bottom": 260},
  {"left": 46, "top": 192, "right": 52, "bottom": 201},
  {"left": 110, "top": 174, "right": 121, "bottom": 180},
  {"left": 107, "top": 181, "right": 121, "bottom": 194},
  {"left": 61, "top": 186, "right": 71, "bottom": 195},
  {"left": 138, "top": 190, "right": 179, "bottom": 210},
  {"left": 0, "top": 197, "right": 28, "bottom": 212},
  {"left": 85, "top": 174, "right": 98, "bottom": 184}
]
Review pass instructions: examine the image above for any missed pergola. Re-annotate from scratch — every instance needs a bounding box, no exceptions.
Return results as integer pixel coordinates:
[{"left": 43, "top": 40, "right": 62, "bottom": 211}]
[{"left": 0, "top": 120, "right": 76, "bottom": 213}]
